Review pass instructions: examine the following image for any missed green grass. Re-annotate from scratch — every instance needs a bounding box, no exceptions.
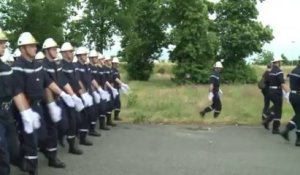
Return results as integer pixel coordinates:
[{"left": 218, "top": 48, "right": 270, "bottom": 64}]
[{"left": 120, "top": 65, "right": 295, "bottom": 125}]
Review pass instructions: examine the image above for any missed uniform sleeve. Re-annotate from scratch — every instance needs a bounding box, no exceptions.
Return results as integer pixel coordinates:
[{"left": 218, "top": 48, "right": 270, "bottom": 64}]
[
  {"left": 58, "top": 72, "right": 68, "bottom": 88},
  {"left": 209, "top": 75, "right": 217, "bottom": 85},
  {"left": 278, "top": 72, "right": 285, "bottom": 84},
  {"left": 43, "top": 70, "right": 54, "bottom": 88},
  {"left": 12, "top": 64, "right": 25, "bottom": 95}
]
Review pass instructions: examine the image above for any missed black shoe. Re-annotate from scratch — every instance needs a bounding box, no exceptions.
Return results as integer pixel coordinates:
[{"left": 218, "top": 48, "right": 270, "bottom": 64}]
[
  {"left": 262, "top": 120, "right": 270, "bottom": 130},
  {"left": 48, "top": 158, "right": 66, "bottom": 168},
  {"left": 280, "top": 131, "right": 290, "bottom": 141},
  {"left": 114, "top": 117, "right": 122, "bottom": 121},
  {"left": 272, "top": 129, "right": 280, "bottom": 135},
  {"left": 295, "top": 140, "right": 300, "bottom": 147},
  {"left": 107, "top": 115, "right": 117, "bottom": 127},
  {"left": 199, "top": 111, "right": 205, "bottom": 118},
  {"left": 80, "top": 138, "right": 93, "bottom": 146},
  {"left": 89, "top": 130, "right": 101, "bottom": 137},
  {"left": 68, "top": 147, "right": 83, "bottom": 155},
  {"left": 29, "top": 171, "right": 38, "bottom": 175}
]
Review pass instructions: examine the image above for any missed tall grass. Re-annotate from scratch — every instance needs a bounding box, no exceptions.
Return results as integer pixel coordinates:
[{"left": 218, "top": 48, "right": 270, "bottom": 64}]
[{"left": 120, "top": 65, "right": 295, "bottom": 125}]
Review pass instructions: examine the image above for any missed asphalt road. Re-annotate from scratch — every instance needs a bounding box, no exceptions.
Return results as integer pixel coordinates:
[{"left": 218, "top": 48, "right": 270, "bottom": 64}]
[{"left": 12, "top": 124, "right": 300, "bottom": 175}]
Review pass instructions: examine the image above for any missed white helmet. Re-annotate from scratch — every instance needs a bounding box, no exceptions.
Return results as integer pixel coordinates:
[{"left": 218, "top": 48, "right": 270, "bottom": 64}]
[
  {"left": 112, "top": 57, "right": 120, "bottom": 63},
  {"left": 214, "top": 61, "right": 223, "bottom": 68},
  {"left": 75, "top": 46, "right": 88, "bottom": 55},
  {"left": 98, "top": 53, "right": 104, "bottom": 60},
  {"left": 13, "top": 49, "right": 21, "bottom": 58},
  {"left": 35, "top": 51, "right": 45, "bottom": 60},
  {"left": 88, "top": 50, "right": 98, "bottom": 58},
  {"left": 104, "top": 56, "right": 111, "bottom": 61},
  {"left": 272, "top": 57, "right": 283, "bottom": 63},
  {"left": 60, "top": 42, "right": 74, "bottom": 52},
  {"left": 17, "top": 32, "right": 38, "bottom": 46},
  {"left": 43, "top": 38, "right": 58, "bottom": 49}
]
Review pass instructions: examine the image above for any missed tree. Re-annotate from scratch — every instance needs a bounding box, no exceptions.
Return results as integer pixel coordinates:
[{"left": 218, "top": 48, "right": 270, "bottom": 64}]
[
  {"left": 167, "top": 0, "right": 219, "bottom": 84},
  {"left": 0, "top": 0, "right": 78, "bottom": 48},
  {"left": 71, "top": 0, "right": 118, "bottom": 52},
  {"left": 215, "top": 0, "right": 273, "bottom": 83},
  {"left": 117, "top": 0, "right": 167, "bottom": 81},
  {"left": 254, "top": 50, "right": 273, "bottom": 65},
  {"left": 281, "top": 54, "right": 289, "bottom": 65}
]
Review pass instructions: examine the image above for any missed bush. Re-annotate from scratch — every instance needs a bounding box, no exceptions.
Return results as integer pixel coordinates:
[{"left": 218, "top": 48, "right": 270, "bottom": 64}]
[{"left": 221, "top": 63, "right": 257, "bottom": 84}]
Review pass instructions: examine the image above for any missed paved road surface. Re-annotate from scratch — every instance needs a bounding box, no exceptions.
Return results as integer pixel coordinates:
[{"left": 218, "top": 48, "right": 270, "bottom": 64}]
[{"left": 12, "top": 124, "right": 300, "bottom": 175}]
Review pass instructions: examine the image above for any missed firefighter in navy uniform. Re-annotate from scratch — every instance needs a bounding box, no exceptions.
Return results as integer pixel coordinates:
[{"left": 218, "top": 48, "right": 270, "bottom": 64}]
[
  {"left": 74, "top": 46, "right": 100, "bottom": 145},
  {"left": 281, "top": 59, "right": 300, "bottom": 146},
  {"left": 96, "top": 54, "right": 111, "bottom": 130},
  {"left": 103, "top": 56, "right": 119, "bottom": 127},
  {"left": 111, "top": 57, "right": 130, "bottom": 121},
  {"left": 88, "top": 50, "right": 110, "bottom": 135},
  {"left": 41, "top": 38, "right": 85, "bottom": 166},
  {"left": 0, "top": 29, "right": 20, "bottom": 175},
  {"left": 12, "top": 32, "right": 76, "bottom": 175},
  {"left": 60, "top": 42, "right": 90, "bottom": 153},
  {"left": 260, "top": 64, "right": 272, "bottom": 121},
  {"left": 200, "top": 61, "right": 223, "bottom": 118},
  {"left": 262, "top": 57, "right": 289, "bottom": 134}
]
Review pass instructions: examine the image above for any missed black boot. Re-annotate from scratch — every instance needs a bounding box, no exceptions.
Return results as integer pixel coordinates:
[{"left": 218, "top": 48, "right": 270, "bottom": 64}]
[
  {"left": 296, "top": 132, "right": 300, "bottom": 147},
  {"left": 107, "top": 114, "right": 117, "bottom": 127},
  {"left": 99, "top": 117, "right": 110, "bottom": 130},
  {"left": 67, "top": 138, "right": 83, "bottom": 155},
  {"left": 272, "top": 120, "right": 281, "bottom": 134},
  {"left": 280, "top": 122, "right": 296, "bottom": 141},
  {"left": 29, "top": 170, "right": 38, "bottom": 175},
  {"left": 47, "top": 151, "right": 66, "bottom": 168},
  {"left": 79, "top": 132, "right": 93, "bottom": 146},
  {"left": 114, "top": 110, "right": 122, "bottom": 121},
  {"left": 262, "top": 117, "right": 271, "bottom": 130},
  {"left": 213, "top": 112, "right": 220, "bottom": 119},
  {"left": 89, "top": 124, "right": 101, "bottom": 137},
  {"left": 200, "top": 107, "right": 212, "bottom": 118}
]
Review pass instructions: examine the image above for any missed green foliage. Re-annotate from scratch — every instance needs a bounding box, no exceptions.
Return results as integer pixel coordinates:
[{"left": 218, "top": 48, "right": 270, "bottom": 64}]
[
  {"left": 167, "top": 0, "right": 219, "bottom": 84},
  {"left": 72, "top": 0, "right": 118, "bottom": 51},
  {"left": 215, "top": 0, "right": 273, "bottom": 83},
  {"left": 221, "top": 61, "right": 257, "bottom": 84},
  {"left": 117, "top": 0, "right": 167, "bottom": 81},
  {"left": 0, "top": 0, "right": 78, "bottom": 48},
  {"left": 254, "top": 50, "right": 274, "bottom": 65}
]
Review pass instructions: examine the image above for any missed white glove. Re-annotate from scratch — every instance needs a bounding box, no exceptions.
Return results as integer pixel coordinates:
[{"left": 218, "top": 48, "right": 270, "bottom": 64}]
[
  {"left": 121, "top": 83, "right": 130, "bottom": 91},
  {"left": 47, "top": 102, "right": 62, "bottom": 123},
  {"left": 72, "top": 95, "right": 85, "bottom": 112},
  {"left": 105, "top": 91, "right": 111, "bottom": 101},
  {"left": 20, "top": 109, "right": 34, "bottom": 134},
  {"left": 31, "top": 110, "right": 41, "bottom": 130},
  {"left": 98, "top": 88, "right": 107, "bottom": 100},
  {"left": 92, "top": 91, "right": 101, "bottom": 104},
  {"left": 81, "top": 92, "right": 93, "bottom": 107},
  {"left": 283, "top": 91, "right": 290, "bottom": 103},
  {"left": 60, "top": 91, "right": 75, "bottom": 108},
  {"left": 219, "top": 89, "right": 223, "bottom": 95},
  {"left": 120, "top": 86, "right": 129, "bottom": 94},
  {"left": 208, "top": 92, "right": 214, "bottom": 101},
  {"left": 111, "top": 88, "right": 119, "bottom": 99}
]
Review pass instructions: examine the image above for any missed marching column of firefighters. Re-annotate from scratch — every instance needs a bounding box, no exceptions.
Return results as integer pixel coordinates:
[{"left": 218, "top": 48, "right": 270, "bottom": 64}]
[{"left": 0, "top": 30, "right": 129, "bottom": 175}]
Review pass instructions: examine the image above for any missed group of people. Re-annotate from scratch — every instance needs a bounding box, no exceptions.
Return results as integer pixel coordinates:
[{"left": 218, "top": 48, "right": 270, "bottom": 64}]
[
  {"left": 259, "top": 57, "right": 300, "bottom": 146},
  {"left": 0, "top": 29, "right": 130, "bottom": 175}
]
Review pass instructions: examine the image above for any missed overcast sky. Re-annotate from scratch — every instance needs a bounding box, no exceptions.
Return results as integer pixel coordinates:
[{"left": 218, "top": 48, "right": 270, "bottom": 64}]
[
  {"left": 104, "top": 0, "right": 300, "bottom": 60},
  {"left": 3, "top": 0, "right": 300, "bottom": 61}
]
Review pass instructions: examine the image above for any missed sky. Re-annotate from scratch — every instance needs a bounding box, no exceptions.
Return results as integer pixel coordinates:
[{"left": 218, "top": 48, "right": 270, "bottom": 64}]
[
  {"left": 103, "top": 0, "right": 300, "bottom": 61},
  {"left": 2, "top": 0, "right": 300, "bottom": 61}
]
